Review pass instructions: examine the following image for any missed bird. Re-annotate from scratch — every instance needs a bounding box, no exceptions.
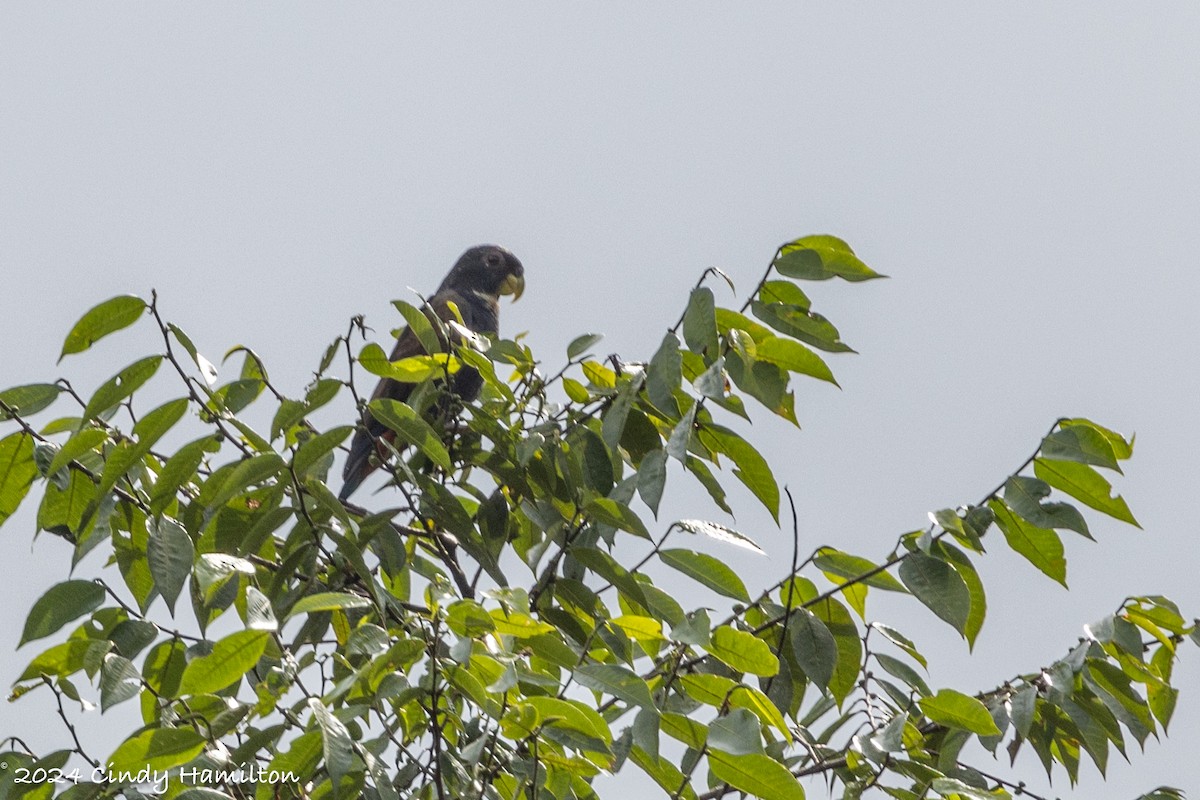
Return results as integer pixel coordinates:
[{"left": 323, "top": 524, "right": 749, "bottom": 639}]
[{"left": 339, "top": 244, "right": 525, "bottom": 501}]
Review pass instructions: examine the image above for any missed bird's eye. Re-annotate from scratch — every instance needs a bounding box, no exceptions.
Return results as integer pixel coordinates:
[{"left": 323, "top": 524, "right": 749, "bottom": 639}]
[{"left": 485, "top": 253, "right": 502, "bottom": 267}]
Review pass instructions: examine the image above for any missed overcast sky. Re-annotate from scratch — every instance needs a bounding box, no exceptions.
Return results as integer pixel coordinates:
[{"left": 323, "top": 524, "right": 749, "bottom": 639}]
[{"left": 2, "top": 5, "right": 1199, "bottom": 797}]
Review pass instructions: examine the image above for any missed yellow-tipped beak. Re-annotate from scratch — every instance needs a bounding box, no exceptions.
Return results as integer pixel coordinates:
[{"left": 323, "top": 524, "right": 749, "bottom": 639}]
[{"left": 500, "top": 273, "right": 525, "bottom": 301}]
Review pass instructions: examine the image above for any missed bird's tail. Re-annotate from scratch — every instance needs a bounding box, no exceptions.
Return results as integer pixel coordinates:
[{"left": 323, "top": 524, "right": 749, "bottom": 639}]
[{"left": 338, "top": 427, "right": 376, "bottom": 501}]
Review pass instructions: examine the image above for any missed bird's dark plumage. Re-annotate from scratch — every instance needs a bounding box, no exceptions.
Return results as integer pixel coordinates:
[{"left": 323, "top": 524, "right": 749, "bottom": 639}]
[{"left": 339, "top": 245, "right": 524, "bottom": 501}]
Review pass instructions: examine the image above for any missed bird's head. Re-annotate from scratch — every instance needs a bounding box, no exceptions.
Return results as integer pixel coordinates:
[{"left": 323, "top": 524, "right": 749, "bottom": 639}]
[{"left": 442, "top": 244, "right": 525, "bottom": 302}]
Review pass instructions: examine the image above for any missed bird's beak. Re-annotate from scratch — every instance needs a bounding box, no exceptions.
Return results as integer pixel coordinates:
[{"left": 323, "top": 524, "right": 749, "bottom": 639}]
[{"left": 499, "top": 273, "right": 525, "bottom": 301}]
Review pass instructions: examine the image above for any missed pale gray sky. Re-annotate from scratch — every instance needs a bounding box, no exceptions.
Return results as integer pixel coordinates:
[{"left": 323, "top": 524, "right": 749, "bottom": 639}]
[{"left": 2, "top": 4, "right": 1199, "bottom": 797}]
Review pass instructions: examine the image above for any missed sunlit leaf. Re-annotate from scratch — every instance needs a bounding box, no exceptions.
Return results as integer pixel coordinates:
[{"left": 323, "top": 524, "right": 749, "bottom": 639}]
[{"left": 59, "top": 295, "right": 146, "bottom": 361}]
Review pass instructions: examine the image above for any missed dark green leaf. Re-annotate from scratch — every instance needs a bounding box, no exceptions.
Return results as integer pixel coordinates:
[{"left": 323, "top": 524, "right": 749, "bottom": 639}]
[
  {"left": 788, "top": 608, "right": 837, "bottom": 690},
  {"left": 750, "top": 301, "right": 853, "bottom": 354},
  {"left": 59, "top": 295, "right": 146, "bottom": 361},
  {"left": 1041, "top": 424, "right": 1122, "bottom": 472},
  {"left": 809, "top": 597, "right": 861, "bottom": 705},
  {"left": 813, "top": 548, "right": 907, "bottom": 592},
  {"left": 574, "top": 663, "right": 656, "bottom": 710},
  {"left": 367, "top": 398, "right": 453, "bottom": 472},
  {"left": 309, "top": 697, "right": 355, "bottom": 788},
  {"left": 1004, "top": 475, "right": 1090, "bottom": 538},
  {"left": 899, "top": 551, "right": 971, "bottom": 636},
  {"left": 147, "top": 516, "right": 193, "bottom": 614},
  {"left": 938, "top": 542, "right": 986, "bottom": 649},
  {"left": 647, "top": 333, "right": 683, "bottom": 413},
  {"left": 660, "top": 548, "right": 751, "bottom": 601},
  {"left": 682, "top": 287, "right": 719, "bottom": 358},
  {"left": 1033, "top": 458, "right": 1139, "bottom": 526},
  {"left": 698, "top": 424, "right": 779, "bottom": 521},
  {"left": 567, "top": 333, "right": 604, "bottom": 360},
  {"left": 636, "top": 448, "right": 668, "bottom": 517},
  {"left": 100, "top": 653, "right": 142, "bottom": 711},
  {"left": 707, "top": 708, "right": 764, "bottom": 756},
  {"left": 20, "top": 580, "right": 105, "bottom": 646}
]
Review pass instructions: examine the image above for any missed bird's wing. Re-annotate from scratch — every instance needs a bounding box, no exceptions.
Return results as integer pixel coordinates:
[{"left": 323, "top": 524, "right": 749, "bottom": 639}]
[{"left": 339, "top": 292, "right": 477, "bottom": 500}]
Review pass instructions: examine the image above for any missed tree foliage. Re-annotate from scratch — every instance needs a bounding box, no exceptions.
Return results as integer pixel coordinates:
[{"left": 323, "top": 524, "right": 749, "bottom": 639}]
[{"left": 0, "top": 236, "right": 1194, "bottom": 800}]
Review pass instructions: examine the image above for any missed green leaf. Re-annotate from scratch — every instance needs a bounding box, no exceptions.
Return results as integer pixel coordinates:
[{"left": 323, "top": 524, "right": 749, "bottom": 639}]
[
  {"left": 20, "top": 580, "right": 105, "bottom": 646},
  {"left": 682, "top": 287, "right": 719, "bottom": 357},
  {"left": 206, "top": 453, "right": 285, "bottom": 511},
  {"left": 288, "top": 592, "right": 372, "bottom": 618},
  {"left": 293, "top": 425, "right": 354, "bottom": 476},
  {"left": 813, "top": 548, "right": 907, "bottom": 592},
  {"left": 309, "top": 697, "right": 355, "bottom": 789},
  {"left": 707, "top": 708, "right": 764, "bottom": 756},
  {"left": 774, "top": 235, "right": 883, "bottom": 282},
  {"left": 698, "top": 424, "right": 780, "bottom": 521},
  {"left": 754, "top": 336, "right": 838, "bottom": 385},
  {"left": 392, "top": 299, "right": 442, "bottom": 355},
  {"left": 707, "top": 751, "right": 806, "bottom": 800},
  {"left": 18, "top": 639, "right": 93, "bottom": 680},
  {"left": 100, "top": 653, "right": 142, "bottom": 711},
  {"left": 82, "top": 355, "right": 163, "bottom": 420},
  {"left": 359, "top": 342, "right": 459, "bottom": 383},
  {"left": 809, "top": 597, "right": 862, "bottom": 705},
  {"left": 0, "top": 432, "right": 38, "bottom": 529},
  {"left": 990, "top": 499, "right": 1067, "bottom": 586},
  {"left": 647, "top": 333, "right": 683, "bottom": 413},
  {"left": 1041, "top": 424, "right": 1122, "bottom": 472},
  {"left": 59, "top": 295, "right": 146, "bottom": 361},
  {"left": 168, "top": 323, "right": 218, "bottom": 385},
  {"left": 46, "top": 428, "right": 110, "bottom": 478},
  {"left": 938, "top": 542, "right": 986, "bottom": 649},
  {"left": 1033, "top": 458, "right": 1139, "bottom": 527},
  {"left": 899, "top": 551, "right": 971, "bottom": 636},
  {"left": 875, "top": 653, "right": 931, "bottom": 697},
  {"left": 147, "top": 516, "right": 194, "bottom": 614},
  {"left": 705, "top": 625, "right": 779, "bottom": 677},
  {"left": 873, "top": 623, "right": 928, "bottom": 668},
  {"left": 788, "top": 608, "right": 838, "bottom": 690},
  {"left": 150, "top": 435, "right": 221, "bottom": 515},
  {"left": 106, "top": 727, "right": 206, "bottom": 774},
  {"left": 0, "top": 383, "right": 62, "bottom": 419},
  {"left": 637, "top": 448, "right": 668, "bottom": 517},
  {"left": 750, "top": 301, "right": 853, "bottom": 354},
  {"left": 918, "top": 689, "right": 1002, "bottom": 736},
  {"left": 178, "top": 630, "right": 268, "bottom": 695},
  {"left": 367, "top": 398, "right": 453, "bottom": 471},
  {"left": 574, "top": 663, "right": 656, "bottom": 710},
  {"left": 567, "top": 333, "right": 603, "bottom": 360},
  {"left": 524, "top": 696, "right": 613, "bottom": 747},
  {"left": 660, "top": 548, "right": 751, "bottom": 602},
  {"left": 1003, "top": 475, "right": 1090, "bottom": 538},
  {"left": 585, "top": 497, "right": 649, "bottom": 539}
]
